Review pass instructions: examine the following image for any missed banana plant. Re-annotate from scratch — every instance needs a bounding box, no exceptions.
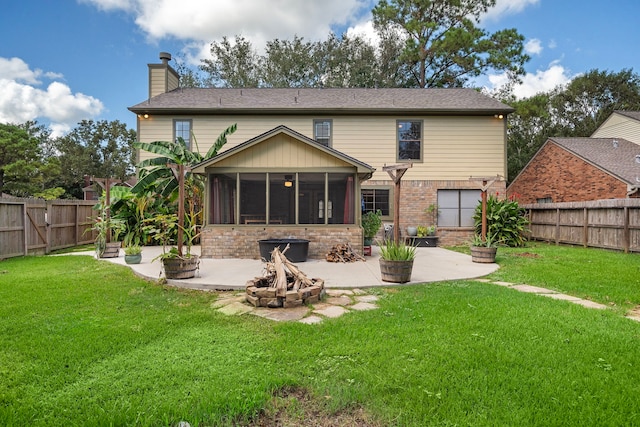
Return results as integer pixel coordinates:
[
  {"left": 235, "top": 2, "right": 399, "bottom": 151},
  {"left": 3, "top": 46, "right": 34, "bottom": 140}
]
[{"left": 131, "top": 123, "right": 237, "bottom": 199}]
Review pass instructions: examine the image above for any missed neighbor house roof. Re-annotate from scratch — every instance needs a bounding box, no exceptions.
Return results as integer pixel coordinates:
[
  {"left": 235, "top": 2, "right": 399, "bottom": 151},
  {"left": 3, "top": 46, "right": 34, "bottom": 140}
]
[
  {"left": 613, "top": 110, "right": 640, "bottom": 122},
  {"left": 129, "top": 87, "right": 514, "bottom": 115},
  {"left": 550, "top": 137, "right": 640, "bottom": 185}
]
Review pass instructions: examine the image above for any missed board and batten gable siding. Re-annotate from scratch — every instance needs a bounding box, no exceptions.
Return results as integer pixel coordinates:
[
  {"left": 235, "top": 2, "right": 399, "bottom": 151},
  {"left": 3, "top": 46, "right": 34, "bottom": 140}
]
[
  {"left": 211, "top": 133, "right": 353, "bottom": 169},
  {"left": 136, "top": 114, "right": 505, "bottom": 180},
  {"left": 591, "top": 113, "right": 640, "bottom": 146}
]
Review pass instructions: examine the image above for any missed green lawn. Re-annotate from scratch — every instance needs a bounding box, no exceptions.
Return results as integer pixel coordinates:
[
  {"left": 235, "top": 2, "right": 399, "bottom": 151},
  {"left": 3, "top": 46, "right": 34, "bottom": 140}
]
[{"left": 1, "top": 244, "right": 639, "bottom": 426}]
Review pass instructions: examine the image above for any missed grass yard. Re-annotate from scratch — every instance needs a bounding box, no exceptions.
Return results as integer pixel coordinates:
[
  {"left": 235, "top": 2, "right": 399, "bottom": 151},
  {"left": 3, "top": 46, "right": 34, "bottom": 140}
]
[{"left": 0, "top": 244, "right": 639, "bottom": 426}]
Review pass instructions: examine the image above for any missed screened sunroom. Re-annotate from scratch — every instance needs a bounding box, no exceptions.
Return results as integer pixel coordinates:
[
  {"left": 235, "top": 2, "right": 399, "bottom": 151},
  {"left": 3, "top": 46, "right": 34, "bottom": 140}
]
[{"left": 193, "top": 126, "right": 374, "bottom": 259}]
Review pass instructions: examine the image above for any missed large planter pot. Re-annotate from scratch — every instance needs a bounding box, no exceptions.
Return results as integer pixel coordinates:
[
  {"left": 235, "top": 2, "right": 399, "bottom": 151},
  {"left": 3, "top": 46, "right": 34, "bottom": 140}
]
[
  {"left": 163, "top": 255, "right": 200, "bottom": 279},
  {"left": 379, "top": 258, "right": 414, "bottom": 283},
  {"left": 100, "top": 242, "right": 121, "bottom": 258},
  {"left": 258, "top": 239, "right": 310, "bottom": 262},
  {"left": 406, "top": 226, "right": 418, "bottom": 237},
  {"left": 471, "top": 246, "right": 497, "bottom": 263},
  {"left": 124, "top": 253, "right": 142, "bottom": 264}
]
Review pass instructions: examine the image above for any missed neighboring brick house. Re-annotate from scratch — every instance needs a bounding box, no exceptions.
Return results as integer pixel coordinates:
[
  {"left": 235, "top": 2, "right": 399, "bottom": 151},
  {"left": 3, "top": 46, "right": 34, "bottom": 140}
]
[
  {"left": 129, "top": 53, "right": 513, "bottom": 258},
  {"left": 507, "top": 137, "right": 640, "bottom": 203}
]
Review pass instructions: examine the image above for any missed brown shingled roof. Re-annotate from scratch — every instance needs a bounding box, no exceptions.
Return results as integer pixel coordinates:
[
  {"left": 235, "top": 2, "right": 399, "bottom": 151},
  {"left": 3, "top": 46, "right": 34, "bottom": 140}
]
[
  {"left": 129, "top": 87, "right": 513, "bottom": 115},
  {"left": 550, "top": 137, "right": 640, "bottom": 185}
]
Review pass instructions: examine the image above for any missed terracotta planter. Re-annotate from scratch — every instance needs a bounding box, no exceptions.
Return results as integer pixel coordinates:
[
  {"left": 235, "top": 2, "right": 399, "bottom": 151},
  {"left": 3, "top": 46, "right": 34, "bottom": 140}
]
[
  {"left": 471, "top": 246, "right": 497, "bottom": 263},
  {"left": 100, "top": 242, "right": 121, "bottom": 258},
  {"left": 162, "top": 255, "right": 199, "bottom": 279},
  {"left": 379, "top": 258, "right": 414, "bottom": 283}
]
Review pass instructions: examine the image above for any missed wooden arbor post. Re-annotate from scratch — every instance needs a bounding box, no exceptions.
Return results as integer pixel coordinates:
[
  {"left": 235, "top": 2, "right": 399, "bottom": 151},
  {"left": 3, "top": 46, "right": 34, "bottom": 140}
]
[
  {"left": 168, "top": 163, "right": 189, "bottom": 257},
  {"left": 469, "top": 176, "right": 499, "bottom": 241},
  {"left": 383, "top": 163, "right": 412, "bottom": 245}
]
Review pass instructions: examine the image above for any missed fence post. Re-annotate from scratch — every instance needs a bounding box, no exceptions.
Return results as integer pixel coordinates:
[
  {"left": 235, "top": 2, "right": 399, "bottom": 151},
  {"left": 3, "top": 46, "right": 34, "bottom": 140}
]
[
  {"left": 22, "top": 202, "right": 28, "bottom": 256},
  {"left": 45, "top": 202, "right": 51, "bottom": 254},
  {"left": 583, "top": 207, "right": 588, "bottom": 248},
  {"left": 624, "top": 206, "right": 630, "bottom": 253},
  {"left": 555, "top": 208, "right": 560, "bottom": 245}
]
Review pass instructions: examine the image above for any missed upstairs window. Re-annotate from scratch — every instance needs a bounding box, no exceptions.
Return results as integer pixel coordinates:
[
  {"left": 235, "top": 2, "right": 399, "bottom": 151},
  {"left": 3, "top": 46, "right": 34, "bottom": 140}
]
[
  {"left": 174, "top": 119, "right": 192, "bottom": 149},
  {"left": 313, "top": 119, "right": 332, "bottom": 147},
  {"left": 397, "top": 120, "right": 422, "bottom": 161}
]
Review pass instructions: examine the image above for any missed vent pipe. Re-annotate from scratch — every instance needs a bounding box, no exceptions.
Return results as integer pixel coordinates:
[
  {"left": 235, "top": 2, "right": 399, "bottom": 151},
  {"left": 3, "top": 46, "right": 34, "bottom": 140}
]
[{"left": 159, "top": 52, "right": 172, "bottom": 65}]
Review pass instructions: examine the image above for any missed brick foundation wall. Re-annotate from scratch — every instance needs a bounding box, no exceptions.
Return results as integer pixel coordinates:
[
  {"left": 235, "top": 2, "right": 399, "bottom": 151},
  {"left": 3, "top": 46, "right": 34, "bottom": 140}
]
[
  {"left": 201, "top": 178, "right": 507, "bottom": 256},
  {"left": 507, "top": 142, "right": 629, "bottom": 204},
  {"left": 201, "top": 225, "right": 363, "bottom": 259}
]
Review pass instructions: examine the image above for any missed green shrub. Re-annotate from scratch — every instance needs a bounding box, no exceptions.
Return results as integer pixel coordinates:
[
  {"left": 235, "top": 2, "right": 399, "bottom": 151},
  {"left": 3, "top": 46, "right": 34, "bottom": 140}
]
[
  {"left": 362, "top": 210, "right": 383, "bottom": 239},
  {"left": 473, "top": 195, "right": 529, "bottom": 247}
]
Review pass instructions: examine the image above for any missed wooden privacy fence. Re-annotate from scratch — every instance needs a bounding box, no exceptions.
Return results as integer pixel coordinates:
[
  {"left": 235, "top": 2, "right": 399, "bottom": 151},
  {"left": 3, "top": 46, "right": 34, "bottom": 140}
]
[
  {"left": 0, "top": 198, "right": 97, "bottom": 259},
  {"left": 524, "top": 198, "right": 640, "bottom": 253}
]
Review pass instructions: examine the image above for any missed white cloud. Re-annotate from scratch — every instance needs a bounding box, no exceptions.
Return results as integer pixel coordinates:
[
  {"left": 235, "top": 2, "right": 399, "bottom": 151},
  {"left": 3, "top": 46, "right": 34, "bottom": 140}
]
[
  {"left": 482, "top": 0, "right": 540, "bottom": 22},
  {"left": 345, "top": 18, "right": 380, "bottom": 45},
  {"left": 0, "top": 57, "right": 44, "bottom": 85},
  {"left": 0, "top": 58, "right": 103, "bottom": 137},
  {"left": 488, "top": 61, "right": 574, "bottom": 98},
  {"left": 525, "top": 38, "right": 543, "bottom": 55},
  {"left": 84, "top": 0, "right": 370, "bottom": 46}
]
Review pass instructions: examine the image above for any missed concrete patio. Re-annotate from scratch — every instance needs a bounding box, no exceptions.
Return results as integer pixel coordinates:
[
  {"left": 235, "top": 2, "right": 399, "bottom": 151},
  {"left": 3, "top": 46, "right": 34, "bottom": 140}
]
[{"left": 83, "top": 245, "right": 499, "bottom": 291}]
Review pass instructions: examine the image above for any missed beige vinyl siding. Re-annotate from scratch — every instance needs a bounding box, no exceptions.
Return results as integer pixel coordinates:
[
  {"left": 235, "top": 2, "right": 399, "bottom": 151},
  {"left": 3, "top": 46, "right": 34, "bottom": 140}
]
[
  {"left": 137, "top": 114, "right": 505, "bottom": 180},
  {"left": 149, "top": 68, "right": 167, "bottom": 98},
  {"left": 591, "top": 113, "right": 640, "bottom": 145},
  {"left": 167, "top": 72, "right": 179, "bottom": 93},
  {"left": 214, "top": 134, "right": 351, "bottom": 169}
]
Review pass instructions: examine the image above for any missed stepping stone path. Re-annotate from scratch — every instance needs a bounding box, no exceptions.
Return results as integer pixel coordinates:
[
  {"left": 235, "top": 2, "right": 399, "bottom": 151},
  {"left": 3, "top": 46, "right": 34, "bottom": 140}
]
[
  {"left": 212, "top": 280, "right": 640, "bottom": 323},
  {"left": 212, "top": 288, "right": 379, "bottom": 323},
  {"left": 476, "top": 279, "right": 640, "bottom": 322}
]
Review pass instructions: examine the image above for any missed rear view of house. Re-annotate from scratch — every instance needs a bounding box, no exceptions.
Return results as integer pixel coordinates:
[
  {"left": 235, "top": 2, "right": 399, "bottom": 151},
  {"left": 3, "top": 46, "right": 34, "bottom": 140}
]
[{"left": 129, "top": 53, "right": 512, "bottom": 258}]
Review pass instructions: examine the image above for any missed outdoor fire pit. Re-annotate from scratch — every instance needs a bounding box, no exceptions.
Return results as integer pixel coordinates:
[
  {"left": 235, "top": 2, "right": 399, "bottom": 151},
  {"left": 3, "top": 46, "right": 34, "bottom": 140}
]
[{"left": 246, "top": 246, "right": 324, "bottom": 308}]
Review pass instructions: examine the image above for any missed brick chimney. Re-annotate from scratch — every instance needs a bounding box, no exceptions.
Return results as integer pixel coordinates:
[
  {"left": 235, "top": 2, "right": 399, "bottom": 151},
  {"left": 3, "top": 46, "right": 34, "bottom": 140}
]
[{"left": 147, "top": 52, "right": 180, "bottom": 99}]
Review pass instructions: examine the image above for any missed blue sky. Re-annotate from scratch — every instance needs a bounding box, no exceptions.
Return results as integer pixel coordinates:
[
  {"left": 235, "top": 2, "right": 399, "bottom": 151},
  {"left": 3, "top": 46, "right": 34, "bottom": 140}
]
[{"left": 1, "top": 0, "right": 639, "bottom": 137}]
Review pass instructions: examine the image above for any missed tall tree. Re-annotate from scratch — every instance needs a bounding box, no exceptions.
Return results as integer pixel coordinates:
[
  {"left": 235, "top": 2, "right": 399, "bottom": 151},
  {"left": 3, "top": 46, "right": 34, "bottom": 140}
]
[
  {"left": 548, "top": 69, "right": 640, "bottom": 136},
  {"left": 193, "top": 32, "right": 414, "bottom": 89},
  {"left": 53, "top": 120, "right": 136, "bottom": 198},
  {"left": 262, "top": 36, "right": 320, "bottom": 87},
  {"left": 200, "top": 36, "right": 261, "bottom": 87},
  {"left": 0, "top": 123, "right": 41, "bottom": 196},
  {"left": 372, "top": 0, "right": 529, "bottom": 88}
]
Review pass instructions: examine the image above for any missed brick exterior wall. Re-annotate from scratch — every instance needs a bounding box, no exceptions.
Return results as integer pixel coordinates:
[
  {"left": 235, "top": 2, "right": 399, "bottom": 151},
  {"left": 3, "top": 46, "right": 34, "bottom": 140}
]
[
  {"left": 201, "top": 225, "right": 362, "bottom": 259},
  {"left": 384, "top": 179, "right": 506, "bottom": 246},
  {"left": 507, "top": 142, "right": 630, "bottom": 204},
  {"left": 200, "top": 178, "right": 507, "bottom": 258}
]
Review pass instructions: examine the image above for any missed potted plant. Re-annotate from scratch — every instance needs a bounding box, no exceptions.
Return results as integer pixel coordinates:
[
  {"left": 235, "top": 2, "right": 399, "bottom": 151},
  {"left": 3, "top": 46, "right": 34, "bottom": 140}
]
[
  {"left": 362, "top": 209, "right": 383, "bottom": 248},
  {"left": 87, "top": 206, "right": 125, "bottom": 258},
  {"left": 378, "top": 239, "right": 416, "bottom": 283},
  {"left": 124, "top": 244, "right": 142, "bottom": 264},
  {"left": 122, "top": 229, "right": 143, "bottom": 264},
  {"left": 406, "top": 226, "right": 418, "bottom": 237},
  {"left": 470, "top": 232, "right": 499, "bottom": 263},
  {"left": 143, "top": 213, "right": 200, "bottom": 279}
]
